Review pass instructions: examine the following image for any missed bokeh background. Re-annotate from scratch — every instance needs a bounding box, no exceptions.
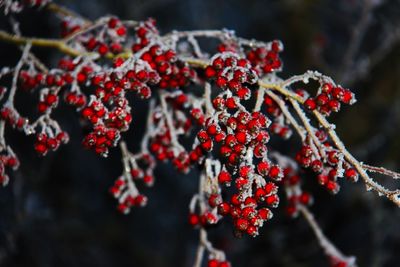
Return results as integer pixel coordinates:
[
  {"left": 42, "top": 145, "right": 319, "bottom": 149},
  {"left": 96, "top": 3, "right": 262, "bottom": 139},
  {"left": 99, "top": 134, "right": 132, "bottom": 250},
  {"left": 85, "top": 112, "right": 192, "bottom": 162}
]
[{"left": 0, "top": 0, "right": 400, "bottom": 266}]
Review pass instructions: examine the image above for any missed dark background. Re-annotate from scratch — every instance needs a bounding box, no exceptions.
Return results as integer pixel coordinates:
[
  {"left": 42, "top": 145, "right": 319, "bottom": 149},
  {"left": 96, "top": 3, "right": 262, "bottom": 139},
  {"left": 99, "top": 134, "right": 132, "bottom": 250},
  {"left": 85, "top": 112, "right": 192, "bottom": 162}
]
[{"left": 0, "top": 0, "right": 400, "bottom": 266}]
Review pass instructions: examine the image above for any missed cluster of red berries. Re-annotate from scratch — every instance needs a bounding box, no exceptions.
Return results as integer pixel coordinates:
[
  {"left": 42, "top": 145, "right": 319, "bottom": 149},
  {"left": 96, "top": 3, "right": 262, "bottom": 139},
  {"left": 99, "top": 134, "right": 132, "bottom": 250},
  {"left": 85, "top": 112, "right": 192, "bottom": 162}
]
[
  {"left": 19, "top": 67, "right": 84, "bottom": 92},
  {"left": 19, "top": 69, "right": 71, "bottom": 91},
  {"left": 18, "top": 70, "right": 44, "bottom": 90},
  {"left": 144, "top": 93, "right": 197, "bottom": 173},
  {"left": 188, "top": 210, "right": 219, "bottom": 227},
  {"left": 110, "top": 152, "right": 155, "bottom": 213},
  {"left": 191, "top": 88, "right": 286, "bottom": 236},
  {"left": 149, "top": 117, "right": 192, "bottom": 173},
  {"left": 34, "top": 131, "right": 69, "bottom": 156},
  {"left": 282, "top": 167, "right": 313, "bottom": 217},
  {"left": 295, "top": 142, "right": 359, "bottom": 194},
  {"left": 304, "top": 83, "right": 356, "bottom": 116},
  {"left": 132, "top": 20, "right": 196, "bottom": 89},
  {"left": 0, "top": 8, "right": 373, "bottom": 265},
  {"left": 246, "top": 40, "right": 283, "bottom": 75},
  {"left": 38, "top": 91, "right": 58, "bottom": 113},
  {"left": 0, "top": 106, "right": 28, "bottom": 130},
  {"left": 269, "top": 121, "right": 292, "bottom": 139},
  {"left": 81, "top": 98, "right": 107, "bottom": 125},
  {"left": 113, "top": 60, "right": 160, "bottom": 99},
  {"left": 262, "top": 95, "right": 293, "bottom": 139},
  {"left": 199, "top": 110, "right": 271, "bottom": 166},
  {"left": 216, "top": 167, "right": 280, "bottom": 237},
  {"left": 114, "top": 184, "right": 148, "bottom": 214},
  {"left": 0, "top": 106, "right": 27, "bottom": 130},
  {"left": 82, "top": 125, "right": 120, "bottom": 157},
  {"left": 205, "top": 53, "right": 258, "bottom": 99},
  {"left": 64, "top": 91, "right": 87, "bottom": 109},
  {"left": 61, "top": 15, "right": 128, "bottom": 55},
  {"left": 105, "top": 102, "right": 132, "bottom": 131},
  {"left": 83, "top": 17, "right": 127, "bottom": 56},
  {"left": 263, "top": 95, "right": 281, "bottom": 117},
  {"left": 190, "top": 107, "right": 205, "bottom": 126},
  {"left": 111, "top": 184, "right": 148, "bottom": 213},
  {"left": 0, "top": 152, "right": 19, "bottom": 186},
  {"left": 207, "top": 258, "right": 231, "bottom": 267},
  {"left": 316, "top": 163, "right": 359, "bottom": 194}
]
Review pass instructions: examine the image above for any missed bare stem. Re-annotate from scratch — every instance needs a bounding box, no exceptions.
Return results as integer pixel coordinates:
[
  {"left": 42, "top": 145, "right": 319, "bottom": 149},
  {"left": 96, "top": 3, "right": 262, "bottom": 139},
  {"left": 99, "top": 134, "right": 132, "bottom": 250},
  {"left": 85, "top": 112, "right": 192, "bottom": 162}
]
[
  {"left": 7, "top": 43, "right": 31, "bottom": 105},
  {"left": 159, "top": 92, "right": 185, "bottom": 152},
  {"left": 340, "top": 0, "right": 374, "bottom": 83},
  {"left": 204, "top": 82, "right": 214, "bottom": 117},
  {"left": 0, "top": 30, "right": 82, "bottom": 57},
  {"left": 362, "top": 164, "right": 400, "bottom": 179},
  {"left": 46, "top": 2, "right": 91, "bottom": 25},
  {"left": 193, "top": 229, "right": 207, "bottom": 267},
  {"left": 299, "top": 205, "right": 357, "bottom": 267},
  {"left": 253, "top": 86, "right": 265, "bottom": 112}
]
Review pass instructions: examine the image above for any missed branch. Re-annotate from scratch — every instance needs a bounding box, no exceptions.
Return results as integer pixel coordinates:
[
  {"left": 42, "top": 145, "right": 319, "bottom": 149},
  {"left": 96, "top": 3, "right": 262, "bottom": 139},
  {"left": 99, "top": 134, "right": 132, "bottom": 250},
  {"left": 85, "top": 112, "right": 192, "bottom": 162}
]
[
  {"left": 265, "top": 90, "right": 306, "bottom": 141},
  {"left": 7, "top": 43, "right": 31, "bottom": 105},
  {"left": 299, "top": 205, "right": 357, "bottom": 267},
  {"left": 46, "top": 2, "right": 91, "bottom": 25},
  {"left": 193, "top": 229, "right": 207, "bottom": 267},
  {"left": 1, "top": 24, "right": 399, "bottom": 206},
  {"left": 259, "top": 72, "right": 400, "bottom": 206},
  {"left": 362, "top": 164, "right": 400, "bottom": 180},
  {"left": 339, "top": 0, "right": 375, "bottom": 83},
  {"left": 159, "top": 91, "right": 185, "bottom": 152},
  {"left": 0, "top": 30, "right": 82, "bottom": 57},
  {"left": 290, "top": 99, "right": 325, "bottom": 158}
]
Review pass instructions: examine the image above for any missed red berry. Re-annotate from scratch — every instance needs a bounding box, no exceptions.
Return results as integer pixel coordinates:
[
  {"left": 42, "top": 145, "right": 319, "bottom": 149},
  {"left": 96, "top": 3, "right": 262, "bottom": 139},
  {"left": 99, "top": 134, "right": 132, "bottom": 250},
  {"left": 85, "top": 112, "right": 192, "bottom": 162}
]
[
  {"left": 235, "top": 217, "right": 249, "bottom": 231},
  {"left": 217, "top": 202, "right": 231, "bottom": 216},
  {"left": 304, "top": 98, "right": 317, "bottom": 110},
  {"left": 207, "top": 259, "right": 219, "bottom": 267},
  {"left": 188, "top": 213, "right": 199, "bottom": 226},
  {"left": 205, "top": 66, "right": 216, "bottom": 78},
  {"left": 218, "top": 170, "right": 232, "bottom": 185},
  {"left": 344, "top": 168, "right": 358, "bottom": 182},
  {"left": 98, "top": 44, "right": 109, "bottom": 55}
]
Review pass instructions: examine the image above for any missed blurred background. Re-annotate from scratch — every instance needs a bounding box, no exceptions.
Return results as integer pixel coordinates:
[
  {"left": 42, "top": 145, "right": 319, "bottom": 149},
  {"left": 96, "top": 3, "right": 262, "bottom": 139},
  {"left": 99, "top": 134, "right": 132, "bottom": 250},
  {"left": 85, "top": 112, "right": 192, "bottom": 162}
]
[{"left": 0, "top": 0, "right": 400, "bottom": 266}]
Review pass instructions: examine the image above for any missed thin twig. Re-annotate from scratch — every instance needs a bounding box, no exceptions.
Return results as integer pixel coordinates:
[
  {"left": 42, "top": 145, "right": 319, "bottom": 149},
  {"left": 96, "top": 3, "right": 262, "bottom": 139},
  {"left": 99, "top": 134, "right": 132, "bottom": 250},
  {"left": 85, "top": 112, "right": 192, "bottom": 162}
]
[
  {"left": 299, "top": 205, "right": 357, "bottom": 267},
  {"left": 7, "top": 43, "right": 31, "bottom": 105},
  {"left": 266, "top": 90, "right": 306, "bottom": 141}
]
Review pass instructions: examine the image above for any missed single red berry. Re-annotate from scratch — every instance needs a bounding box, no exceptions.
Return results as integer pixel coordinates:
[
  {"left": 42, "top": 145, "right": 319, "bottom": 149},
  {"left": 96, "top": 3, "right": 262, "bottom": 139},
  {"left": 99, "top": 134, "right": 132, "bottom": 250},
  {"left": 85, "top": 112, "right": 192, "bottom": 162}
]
[
  {"left": 217, "top": 202, "right": 231, "bottom": 216},
  {"left": 218, "top": 170, "right": 232, "bottom": 185},
  {"left": 316, "top": 93, "right": 329, "bottom": 106},
  {"left": 235, "top": 217, "right": 249, "bottom": 231},
  {"left": 304, "top": 98, "right": 317, "bottom": 110},
  {"left": 207, "top": 259, "right": 219, "bottom": 267},
  {"left": 268, "top": 165, "right": 282, "bottom": 181},
  {"left": 98, "top": 44, "right": 109, "bottom": 55},
  {"left": 344, "top": 168, "right": 358, "bottom": 182},
  {"left": 205, "top": 66, "right": 216, "bottom": 78}
]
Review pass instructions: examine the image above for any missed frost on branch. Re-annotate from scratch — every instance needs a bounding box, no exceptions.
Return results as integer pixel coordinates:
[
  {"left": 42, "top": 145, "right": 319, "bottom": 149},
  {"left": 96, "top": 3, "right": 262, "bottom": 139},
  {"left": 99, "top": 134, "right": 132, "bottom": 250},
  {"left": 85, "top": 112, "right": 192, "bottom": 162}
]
[{"left": 0, "top": 2, "right": 400, "bottom": 267}]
